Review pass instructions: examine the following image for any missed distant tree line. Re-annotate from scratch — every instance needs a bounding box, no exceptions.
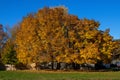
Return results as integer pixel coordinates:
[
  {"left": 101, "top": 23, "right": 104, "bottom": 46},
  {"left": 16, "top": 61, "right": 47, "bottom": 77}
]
[{"left": 0, "top": 6, "right": 120, "bottom": 70}]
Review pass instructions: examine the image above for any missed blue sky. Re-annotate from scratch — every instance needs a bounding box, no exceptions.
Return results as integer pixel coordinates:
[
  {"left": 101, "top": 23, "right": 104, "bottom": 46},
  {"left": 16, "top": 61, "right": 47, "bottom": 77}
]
[{"left": 0, "top": 0, "right": 120, "bottom": 39}]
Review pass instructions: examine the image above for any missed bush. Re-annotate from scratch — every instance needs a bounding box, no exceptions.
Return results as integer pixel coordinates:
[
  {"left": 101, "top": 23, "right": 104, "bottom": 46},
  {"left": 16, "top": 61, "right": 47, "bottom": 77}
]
[
  {"left": 0, "top": 62, "right": 6, "bottom": 70},
  {"left": 15, "top": 62, "right": 28, "bottom": 70}
]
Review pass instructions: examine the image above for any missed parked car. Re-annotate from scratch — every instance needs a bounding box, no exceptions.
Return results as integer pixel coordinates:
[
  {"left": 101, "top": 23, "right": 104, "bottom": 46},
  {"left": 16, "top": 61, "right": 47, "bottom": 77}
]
[{"left": 116, "top": 62, "right": 120, "bottom": 67}]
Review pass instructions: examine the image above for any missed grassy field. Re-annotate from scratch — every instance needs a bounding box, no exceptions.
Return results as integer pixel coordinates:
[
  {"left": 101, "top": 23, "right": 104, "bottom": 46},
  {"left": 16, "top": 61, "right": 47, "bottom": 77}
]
[{"left": 0, "top": 70, "right": 120, "bottom": 80}]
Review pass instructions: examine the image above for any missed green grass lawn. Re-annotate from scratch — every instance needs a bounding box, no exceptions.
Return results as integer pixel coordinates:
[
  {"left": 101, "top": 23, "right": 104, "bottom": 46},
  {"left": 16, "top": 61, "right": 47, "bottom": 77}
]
[{"left": 0, "top": 71, "right": 120, "bottom": 80}]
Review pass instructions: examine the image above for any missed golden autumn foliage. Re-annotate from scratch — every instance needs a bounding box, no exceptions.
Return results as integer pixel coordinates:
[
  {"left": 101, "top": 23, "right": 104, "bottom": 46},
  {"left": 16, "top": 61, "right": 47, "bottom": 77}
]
[
  {"left": 15, "top": 6, "right": 117, "bottom": 65},
  {"left": 15, "top": 14, "right": 42, "bottom": 64}
]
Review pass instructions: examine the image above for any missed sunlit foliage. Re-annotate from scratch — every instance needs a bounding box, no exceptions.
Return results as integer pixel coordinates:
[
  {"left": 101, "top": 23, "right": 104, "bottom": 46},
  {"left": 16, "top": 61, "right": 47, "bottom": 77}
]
[{"left": 15, "top": 7, "right": 117, "bottom": 66}]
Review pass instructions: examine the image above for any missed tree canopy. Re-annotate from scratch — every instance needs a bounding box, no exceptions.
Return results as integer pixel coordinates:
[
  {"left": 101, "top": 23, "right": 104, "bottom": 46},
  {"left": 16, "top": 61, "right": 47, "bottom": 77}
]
[{"left": 14, "top": 7, "right": 117, "bottom": 65}]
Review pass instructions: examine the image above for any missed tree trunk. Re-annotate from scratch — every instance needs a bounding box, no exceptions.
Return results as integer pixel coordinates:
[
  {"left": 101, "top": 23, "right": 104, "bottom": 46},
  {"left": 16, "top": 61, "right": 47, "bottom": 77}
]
[
  {"left": 51, "top": 55, "right": 54, "bottom": 70},
  {"left": 57, "top": 62, "right": 60, "bottom": 70}
]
